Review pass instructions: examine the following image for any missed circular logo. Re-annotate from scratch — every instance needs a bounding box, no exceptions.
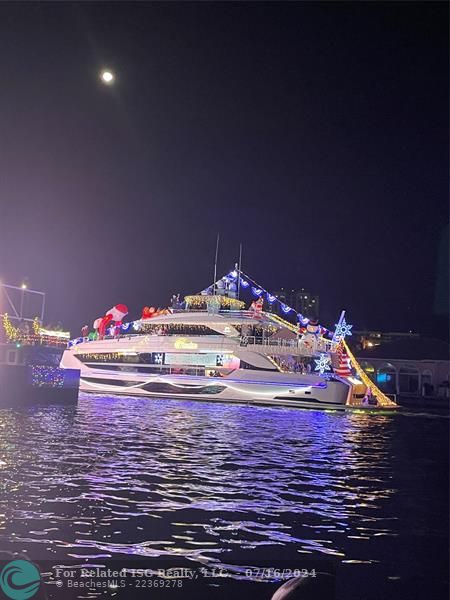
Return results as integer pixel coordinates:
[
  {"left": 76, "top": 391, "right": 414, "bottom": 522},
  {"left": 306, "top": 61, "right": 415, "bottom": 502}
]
[{"left": 0, "top": 560, "right": 41, "bottom": 600}]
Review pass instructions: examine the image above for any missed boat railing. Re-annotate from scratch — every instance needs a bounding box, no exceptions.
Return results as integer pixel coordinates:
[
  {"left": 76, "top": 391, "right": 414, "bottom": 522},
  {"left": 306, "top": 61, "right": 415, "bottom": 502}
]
[
  {"left": 1, "top": 335, "right": 68, "bottom": 349},
  {"left": 239, "top": 336, "right": 336, "bottom": 355},
  {"left": 239, "top": 336, "right": 295, "bottom": 347},
  {"left": 68, "top": 332, "right": 336, "bottom": 355}
]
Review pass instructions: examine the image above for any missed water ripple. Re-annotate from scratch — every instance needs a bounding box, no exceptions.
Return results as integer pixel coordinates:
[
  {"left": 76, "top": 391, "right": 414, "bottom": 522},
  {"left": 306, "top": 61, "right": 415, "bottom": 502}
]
[{"left": 0, "top": 394, "right": 447, "bottom": 597}]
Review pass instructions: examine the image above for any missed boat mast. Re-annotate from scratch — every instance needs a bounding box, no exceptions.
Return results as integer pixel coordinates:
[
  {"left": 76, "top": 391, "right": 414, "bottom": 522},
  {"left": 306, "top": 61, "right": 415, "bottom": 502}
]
[
  {"left": 237, "top": 243, "right": 243, "bottom": 299},
  {"left": 213, "top": 233, "right": 220, "bottom": 295}
]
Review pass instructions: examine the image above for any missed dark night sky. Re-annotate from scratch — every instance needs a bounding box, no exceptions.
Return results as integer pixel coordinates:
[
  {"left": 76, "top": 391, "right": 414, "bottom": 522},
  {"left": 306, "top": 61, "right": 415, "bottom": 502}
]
[{"left": 0, "top": 2, "right": 448, "bottom": 336}]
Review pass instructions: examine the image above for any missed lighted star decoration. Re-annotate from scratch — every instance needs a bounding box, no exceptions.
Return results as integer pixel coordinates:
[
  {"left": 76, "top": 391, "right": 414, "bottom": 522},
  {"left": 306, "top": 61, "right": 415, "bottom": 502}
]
[
  {"left": 154, "top": 353, "right": 163, "bottom": 364},
  {"left": 314, "top": 354, "right": 332, "bottom": 374},
  {"left": 334, "top": 318, "right": 353, "bottom": 341}
]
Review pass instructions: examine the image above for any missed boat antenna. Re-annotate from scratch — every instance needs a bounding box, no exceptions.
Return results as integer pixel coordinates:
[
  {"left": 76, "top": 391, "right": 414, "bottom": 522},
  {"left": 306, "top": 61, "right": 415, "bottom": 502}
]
[
  {"left": 237, "top": 243, "right": 243, "bottom": 299},
  {"left": 213, "top": 233, "right": 220, "bottom": 295}
]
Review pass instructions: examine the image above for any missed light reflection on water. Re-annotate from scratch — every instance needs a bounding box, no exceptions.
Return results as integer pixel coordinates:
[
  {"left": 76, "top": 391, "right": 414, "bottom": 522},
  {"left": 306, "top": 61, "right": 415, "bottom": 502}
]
[{"left": 0, "top": 394, "right": 447, "bottom": 598}]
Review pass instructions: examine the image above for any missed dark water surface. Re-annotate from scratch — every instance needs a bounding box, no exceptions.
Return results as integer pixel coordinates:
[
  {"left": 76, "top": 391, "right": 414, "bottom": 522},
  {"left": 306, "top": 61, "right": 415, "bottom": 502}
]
[{"left": 0, "top": 393, "right": 448, "bottom": 599}]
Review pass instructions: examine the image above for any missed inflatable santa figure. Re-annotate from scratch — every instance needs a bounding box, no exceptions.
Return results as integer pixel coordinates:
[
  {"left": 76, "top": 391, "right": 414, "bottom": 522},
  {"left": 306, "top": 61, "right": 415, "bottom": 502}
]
[
  {"left": 106, "top": 304, "right": 128, "bottom": 323},
  {"left": 97, "top": 314, "right": 113, "bottom": 339},
  {"left": 94, "top": 304, "right": 128, "bottom": 340}
]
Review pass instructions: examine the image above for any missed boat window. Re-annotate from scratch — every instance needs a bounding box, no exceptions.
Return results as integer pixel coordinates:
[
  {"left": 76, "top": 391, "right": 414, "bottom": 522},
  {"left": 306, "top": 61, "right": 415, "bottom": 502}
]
[
  {"left": 81, "top": 377, "right": 142, "bottom": 387},
  {"left": 76, "top": 352, "right": 140, "bottom": 364},
  {"left": 82, "top": 363, "right": 236, "bottom": 378},
  {"left": 376, "top": 363, "right": 397, "bottom": 394},
  {"left": 422, "top": 369, "right": 432, "bottom": 385},
  {"left": 239, "top": 360, "right": 277, "bottom": 372},
  {"left": 141, "top": 382, "right": 225, "bottom": 395}
]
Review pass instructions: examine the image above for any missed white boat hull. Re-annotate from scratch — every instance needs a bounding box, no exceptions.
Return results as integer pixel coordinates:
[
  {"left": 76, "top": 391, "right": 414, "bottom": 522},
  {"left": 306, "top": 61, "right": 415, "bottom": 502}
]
[{"left": 62, "top": 352, "right": 350, "bottom": 410}]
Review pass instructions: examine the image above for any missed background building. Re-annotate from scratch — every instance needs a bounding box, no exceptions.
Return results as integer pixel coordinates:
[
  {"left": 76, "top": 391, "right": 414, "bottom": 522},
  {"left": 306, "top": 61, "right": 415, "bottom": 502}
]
[
  {"left": 269, "top": 288, "right": 319, "bottom": 320},
  {"left": 352, "top": 330, "right": 420, "bottom": 351},
  {"left": 355, "top": 336, "right": 449, "bottom": 406}
]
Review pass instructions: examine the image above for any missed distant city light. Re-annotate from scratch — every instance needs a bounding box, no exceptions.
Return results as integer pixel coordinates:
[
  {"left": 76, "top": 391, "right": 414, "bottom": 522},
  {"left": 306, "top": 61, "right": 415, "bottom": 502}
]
[
  {"left": 21, "top": 283, "right": 27, "bottom": 290},
  {"left": 100, "top": 70, "right": 114, "bottom": 84}
]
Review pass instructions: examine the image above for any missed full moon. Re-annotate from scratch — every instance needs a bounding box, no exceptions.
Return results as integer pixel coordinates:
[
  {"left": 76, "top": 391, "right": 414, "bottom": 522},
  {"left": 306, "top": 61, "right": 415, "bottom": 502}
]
[{"left": 100, "top": 70, "right": 114, "bottom": 84}]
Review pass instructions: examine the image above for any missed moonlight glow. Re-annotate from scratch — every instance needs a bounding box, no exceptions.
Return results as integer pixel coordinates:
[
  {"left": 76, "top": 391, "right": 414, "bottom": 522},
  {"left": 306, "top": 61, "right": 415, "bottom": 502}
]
[{"left": 100, "top": 70, "right": 114, "bottom": 84}]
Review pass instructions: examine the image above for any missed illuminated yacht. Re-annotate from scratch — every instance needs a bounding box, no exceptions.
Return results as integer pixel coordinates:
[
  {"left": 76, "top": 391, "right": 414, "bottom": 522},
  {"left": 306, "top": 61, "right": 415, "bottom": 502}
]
[{"left": 61, "top": 272, "right": 397, "bottom": 411}]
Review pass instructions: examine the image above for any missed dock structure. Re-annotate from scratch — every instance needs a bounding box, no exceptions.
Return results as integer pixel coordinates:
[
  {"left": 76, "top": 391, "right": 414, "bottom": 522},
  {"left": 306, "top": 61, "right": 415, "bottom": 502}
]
[
  {"left": 355, "top": 336, "right": 449, "bottom": 409},
  {"left": 0, "top": 283, "right": 80, "bottom": 406},
  {"left": 0, "top": 341, "right": 80, "bottom": 406}
]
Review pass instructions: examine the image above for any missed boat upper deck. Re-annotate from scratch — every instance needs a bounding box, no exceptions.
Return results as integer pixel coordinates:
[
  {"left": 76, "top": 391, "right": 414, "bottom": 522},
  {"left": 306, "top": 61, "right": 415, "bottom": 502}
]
[{"left": 134, "top": 309, "right": 281, "bottom": 328}]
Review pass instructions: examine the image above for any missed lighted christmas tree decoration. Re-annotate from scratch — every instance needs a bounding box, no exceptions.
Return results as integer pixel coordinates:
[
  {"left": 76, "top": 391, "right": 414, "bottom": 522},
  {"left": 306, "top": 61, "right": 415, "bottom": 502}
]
[
  {"left": 2, "top": 314, "right": 19, "bottom": 341},
  {"left": 33, "top": 317, "right": 41, "bottom": 335},
  {"left": 314, "top": 353, "right": 332, "bottom": 374}
]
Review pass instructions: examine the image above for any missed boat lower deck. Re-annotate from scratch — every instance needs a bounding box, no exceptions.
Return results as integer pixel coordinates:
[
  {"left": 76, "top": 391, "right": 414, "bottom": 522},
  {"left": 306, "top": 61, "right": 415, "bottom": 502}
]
[{"left": 79, "top": 379, "right": 396, "bottom": 412}]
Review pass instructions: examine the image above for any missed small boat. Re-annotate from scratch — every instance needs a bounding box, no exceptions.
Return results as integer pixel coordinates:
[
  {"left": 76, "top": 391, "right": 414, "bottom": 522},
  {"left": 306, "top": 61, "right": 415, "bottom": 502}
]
[{"left": 1, "top": 314, "right": 80, "bottom": 406}]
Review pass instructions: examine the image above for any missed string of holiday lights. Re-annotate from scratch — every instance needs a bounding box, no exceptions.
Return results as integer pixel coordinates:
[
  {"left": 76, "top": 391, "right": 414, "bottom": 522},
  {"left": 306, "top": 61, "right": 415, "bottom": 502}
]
[
  {"left": 76, "top": 352, "right": 132, "bottom": 361},
  {"left": 185, "top": 295, "right": 245, "bottom": 310},
  {"left": 31, "top": 365, "right": 65, "bottom": 388},
  {"left": 33, "top": 317, "right": 40, "bottom": 335},
  {"left": 2, "top": 314, "right": 67, "bottom": 347},
  {"left": 342, "top": 340, "right": 397, "bottom": 408},
  {"left": 266, "top": 355, "right": 288, "bottom": 373},
  {"left": 2, "top": 314, "right": 20, "bottom": 341},
  {"left": 188, "top": 268, "right": 353, "bottom": 339},
  {"left": 231, "top": 269, "right": 311, "bottom": 325}
]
